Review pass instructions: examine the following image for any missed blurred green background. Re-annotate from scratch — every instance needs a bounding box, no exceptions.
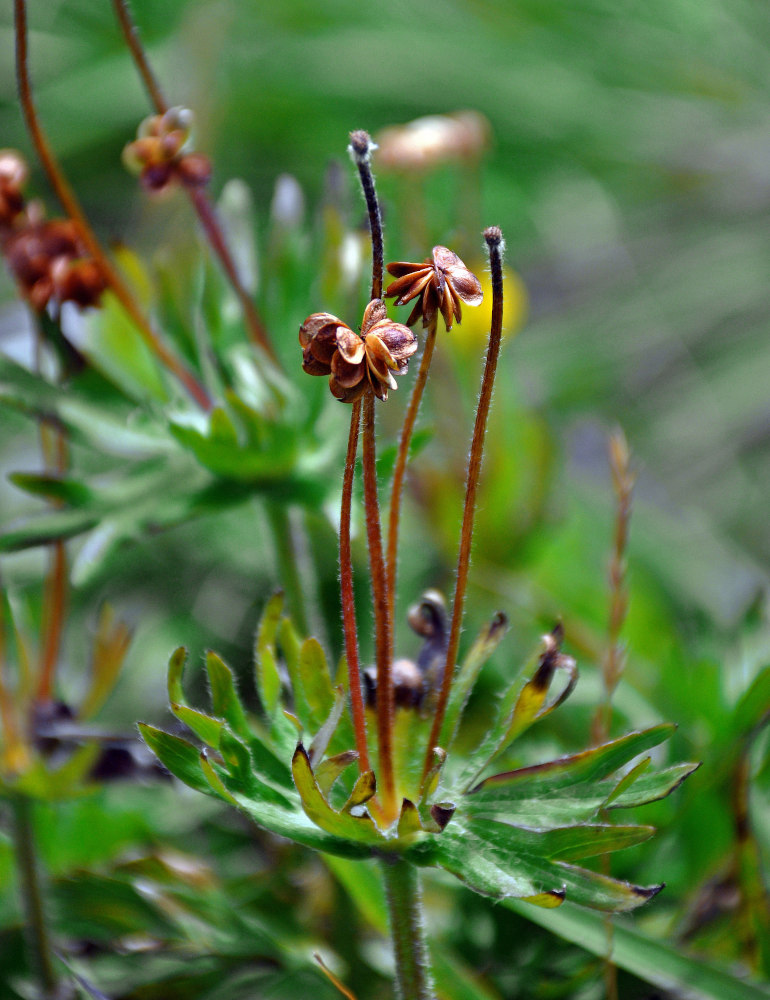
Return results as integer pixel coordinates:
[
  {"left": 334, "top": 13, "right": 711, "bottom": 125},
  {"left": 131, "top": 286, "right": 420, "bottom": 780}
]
[{"left": 1, "top": 1, "right": 769, "bottom": 998}]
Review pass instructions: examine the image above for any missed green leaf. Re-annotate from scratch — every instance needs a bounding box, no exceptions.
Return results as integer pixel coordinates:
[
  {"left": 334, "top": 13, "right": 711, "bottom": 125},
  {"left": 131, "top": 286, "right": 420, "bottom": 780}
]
[
  {"left": 507, "top": 899, "right": 770, "bottom": 1000},
  {"left": 463, "top": 725, "right": 675, "bottom": 808},
  {"left": 291, "top": 744, "right": 383, "bottom": 845},
  {"left": 254, "top": 592, "right": 284, "bottom": 717},
  {"left": 440, "top": 611, "right": 508, "bottom": 751},
  {"left": 607, "top": 761, "right": 701, "bottom": 809},
  {"left": 206, "top": 651, "right": 251, "bottom": 740},
  {"left": 9, "top": 472, "right": 94, "bottom": 507},
  {"left": 138, "top": 724, "right": 212, "bottom": 795}
]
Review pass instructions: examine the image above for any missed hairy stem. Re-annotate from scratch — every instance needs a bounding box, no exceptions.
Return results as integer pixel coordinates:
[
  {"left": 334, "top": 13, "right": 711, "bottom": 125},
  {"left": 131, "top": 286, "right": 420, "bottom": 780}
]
[
  {"left": 422, "top": 227, "right": 505, "bottom": 785},
  {"left": 14, "top": 0, "right": 211, "bottom": 410},
  {"left": 386, "top": 316, "right": 438, "bottom": 631},
  {"left": 381, "top": 857, "right": 435, "bottom": 1000},
  {"left": 348, "top": 131, "right": 383, "bottom": 301},
  {"left": 10, "top": 796, "right": 59, "bottom": 998},
  {"left": 362, "top": 392, "right": 395, "bottom": 818},
  {"left": 340, "top": 401, "right": 370, "bottom": 772}
]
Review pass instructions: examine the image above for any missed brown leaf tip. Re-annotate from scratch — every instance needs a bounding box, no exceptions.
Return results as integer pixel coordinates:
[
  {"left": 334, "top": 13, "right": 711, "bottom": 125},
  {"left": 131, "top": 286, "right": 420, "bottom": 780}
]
[
  {"left": 430, "top": 801, "right": 456, "bottom": 830},
  {"left": 634, "top": 882, "right": 665, "bottom": 900}
]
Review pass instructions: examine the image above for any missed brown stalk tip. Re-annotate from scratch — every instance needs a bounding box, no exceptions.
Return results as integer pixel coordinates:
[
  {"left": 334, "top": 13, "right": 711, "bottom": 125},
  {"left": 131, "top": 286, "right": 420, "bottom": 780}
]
[
  {"left": 484, "top": 225, "right": 504, "bottom": 249},
  {"left": 348, "top": 130, "right": 376, "bottom": 164}
]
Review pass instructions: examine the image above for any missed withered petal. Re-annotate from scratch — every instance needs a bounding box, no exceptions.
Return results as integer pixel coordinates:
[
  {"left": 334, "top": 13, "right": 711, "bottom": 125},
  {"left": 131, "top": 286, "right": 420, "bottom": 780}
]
[
  {"left": 386, "top": 271, "right": 432, "bottom": 306},
  {"left": 331, "top": 351, "right": 366, "bottom": 389},
  {"left": 386, "top": 260, "right": 431, "bottom": 278},
  {"left": 330, "top": 376, "right": 368, "bottom": 403},
  {"left": 299, "top": 312, "right": 343, "bottom": 347},
  {"left": 336, "top": 325, "right": 365, "bottom": 364},
  {"left": 361, "top": 298, "right": 388, "bottom": 333},
  {"left": 365, "top": 332, "right": 397, "bottom": 371},
  {"left": 432, "top": 246, "right": 462, "bottom": 271},
  {"left": 445, "top": 263, "right": 483, "bottom": 306},
  {"left": 440, "top": 282, "right": 455, "bottom": 331},
  {"left": 368, "top": 321, "right": 418, "bottom": 361},
  {"left": 302, "top": 347, "right": 331, "bottom": 376},
  {"left": 309, "top": 325, "right": 340, "bottom": 365}
]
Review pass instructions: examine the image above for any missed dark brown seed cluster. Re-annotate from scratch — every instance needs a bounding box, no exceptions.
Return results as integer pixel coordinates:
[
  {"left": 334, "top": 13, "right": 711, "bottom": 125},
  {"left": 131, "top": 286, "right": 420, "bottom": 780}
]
[
  {"left": 385, "top": 245, "right": 483, "bottom": 329},
  {"left": 123, "top": 108, "right": 211, "bottom": 194},
  {"left": 0, "top": 150, "right": 105, "bottom": 311},
  {"left": 299, "top": 298, "right": 417, "bottom": 402}
]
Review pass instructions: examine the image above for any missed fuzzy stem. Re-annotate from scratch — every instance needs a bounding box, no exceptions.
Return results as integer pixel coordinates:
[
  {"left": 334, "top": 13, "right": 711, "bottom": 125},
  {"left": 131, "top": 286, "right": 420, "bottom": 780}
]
[
  {"left": 381, "top": 857, "right": 435, "bottom": 1000},
  {"left": 340, "top": 401, "right": 370, "bottom": 773},
  {"left": 386, "top": 315, "right": 438, "bottom": 630},
  {"left": 14, "top": 0, "right": 211, "bottom": 410},
  {"left": 362, "top": 392, "right": 395, "bottom": 818},
  {"left": 265, "top": 502, "right": 309, "bottom": 638},
  {"left": 422, "top": 227, "right": 505, "bottom": 785},
  {"left": 10, "top": 795, "right": 59, "bottom": 998},
  {"left": 348, "top": 131, "right": 383, "bottom": 301}
]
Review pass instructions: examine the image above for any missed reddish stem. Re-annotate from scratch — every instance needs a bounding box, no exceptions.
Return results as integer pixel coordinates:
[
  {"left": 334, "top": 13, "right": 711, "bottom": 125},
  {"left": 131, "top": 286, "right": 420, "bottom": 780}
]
[
  {"left": 386, "top": 315, "right": 438, "bottom": 633},
  {"left": 339, "top": 400, "right": 370, "bottom": 772},
  {"left": 14, "top": 0, "right": 211, "bottom": 409},
  {"left": 362, "top": 392, "right": 395, "bottom": 818},
  {"left": 421, "top": 227, "right": 505, "bottom": 786},
  {"left": 112, "top": 0, "right": 276, "bottom": 361}
]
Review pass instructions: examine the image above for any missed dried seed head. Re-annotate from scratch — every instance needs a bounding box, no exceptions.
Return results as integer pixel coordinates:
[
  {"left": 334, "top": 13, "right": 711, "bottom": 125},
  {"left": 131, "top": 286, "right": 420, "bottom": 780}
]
[
  {"left": 299, "top": 301, "right": 417, "bottom": 402},
  {"left": 386, "top": 245, "right": 483, "bottom": 329},
  {"left": 123, "top": 108, "right": 210, "bottom": 195},
  {"left": 0, "top": 150, "right": 28, "bottom": 230}
]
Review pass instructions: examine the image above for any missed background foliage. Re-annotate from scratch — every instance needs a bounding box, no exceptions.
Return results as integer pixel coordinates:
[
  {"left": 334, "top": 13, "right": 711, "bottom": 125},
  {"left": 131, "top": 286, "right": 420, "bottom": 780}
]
[{"left": 0, "top": 1, "right": 768, "bottom": 998}]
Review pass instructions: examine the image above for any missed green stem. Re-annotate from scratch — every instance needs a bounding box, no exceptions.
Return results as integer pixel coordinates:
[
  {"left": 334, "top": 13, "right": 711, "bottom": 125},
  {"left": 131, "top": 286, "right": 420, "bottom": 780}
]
[
  {"left": 381, "top": 857, "right": 435, "bottom": 1000},
  {"left": 10, "top": 795, "right": 59, "bottom": 998},
  {"left": 265, "top": 501, "right": 309, "bottom": 637}
]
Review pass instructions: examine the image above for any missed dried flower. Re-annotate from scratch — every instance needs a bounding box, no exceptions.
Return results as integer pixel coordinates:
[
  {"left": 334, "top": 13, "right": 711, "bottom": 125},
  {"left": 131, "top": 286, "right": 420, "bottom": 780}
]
[
  {"left": 376, "top": 112, "right": 490, "bottom": 172},
  {"left": 385, "top": 246, "right": 483, "bottom": 329},
  {"left": 5, "top": 218, "right": 105, "bottom": 311},
  {"left": 0, "top": 149, "right": 27, "bottom": 230},
  {"left": 123, "top": 107, "right": 212, "bottom": 194},
  {"left": 299, "top": 298, "right": 417, "bottom": 402}
]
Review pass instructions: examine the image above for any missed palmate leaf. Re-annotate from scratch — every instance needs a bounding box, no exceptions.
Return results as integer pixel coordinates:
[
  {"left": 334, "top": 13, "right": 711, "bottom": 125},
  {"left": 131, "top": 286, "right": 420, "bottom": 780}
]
[{"left": 409, "top": 724, "right": 699, "bottom": 911}]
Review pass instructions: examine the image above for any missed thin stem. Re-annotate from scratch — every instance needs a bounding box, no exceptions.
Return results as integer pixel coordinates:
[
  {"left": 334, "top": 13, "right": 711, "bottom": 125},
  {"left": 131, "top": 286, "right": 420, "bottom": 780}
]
[
  {"left": 386, "top": 316, "right": 438, "bottom": 630},
  {"left": 380, "top": 857, "right": 435, "bottom": 1000},
  {"left": 36, "top": 542, "right": 66, "bottom": 703},
  {"left": 265, "top": 502, "right": 309, "bottom": 638},
  {"left": 111, "top": 0, "right": 166, "bottom": 111},
  {"left": 591, "top": 428, "right": 634, "bottom": 747},
  {"left": 422, "top": 227, "right": 505, "bottom": 785},
  {"left": 111, "top": 0, "right": 276, "bottom": 361},
  {"left": 14, "top": 0, "right": 211, "bottom": 410},
  {"left": 339, "top": 401, "right": 370, "bottom": 773},
  {"left": 348, "top": 131, "right": 383, "bottom": 300},
  {"left": 10, "top": 795, "right": 59, "bottom": 998},
  {"left": 362, "top": 392, "right": 395, "bottom": 819},
  {"left": 36, "top": 362, "right": 67, "bottom": 703}
]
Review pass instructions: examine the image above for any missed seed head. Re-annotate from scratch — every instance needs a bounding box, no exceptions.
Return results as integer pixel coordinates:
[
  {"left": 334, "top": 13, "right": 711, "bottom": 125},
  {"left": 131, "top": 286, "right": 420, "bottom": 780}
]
[
  {"left": 300, "top": 299, "right": 417, "bottom": 402},
  {"left": 385, "top": 246, "right": 483, "bottom": 330}
]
